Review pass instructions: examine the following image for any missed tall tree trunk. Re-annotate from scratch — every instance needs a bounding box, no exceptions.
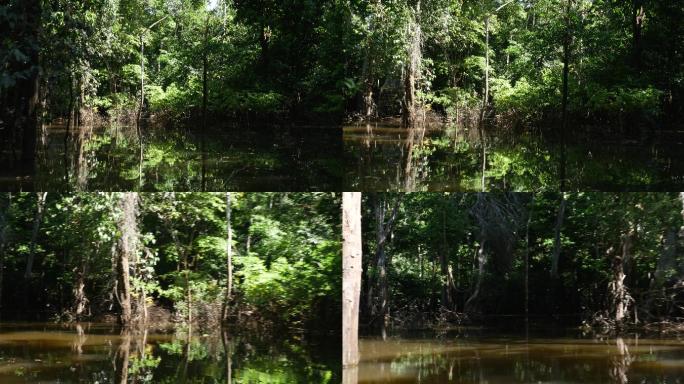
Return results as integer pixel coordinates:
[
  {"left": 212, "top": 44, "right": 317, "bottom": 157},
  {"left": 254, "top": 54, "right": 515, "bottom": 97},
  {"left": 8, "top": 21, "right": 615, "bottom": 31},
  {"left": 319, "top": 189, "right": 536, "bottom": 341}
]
[
  {"left": 222, "top": 192, "right": 233, "bottom": 322},
  {"left": 465, "top": 226, "right": 486, "bottom": 313},
  {"left": 342, "top": 192, "right": 362, "bottom": 370},
  {"left": 73, "top": 250, "right": 90, "bottom": 319},
  {"left": 202, "top": 15, "right": 210, "bottom": 131},
  {"left": 609, "top": 228, "right": 634, "bottom": 325},
  {"left": 19, "top": 0, "right": 41, "bottom": 170},
  {"left": 25, "top": 192, "right": 47, "bottom": 279},
  {"left": 550, "top": 194, "right": 567, "bottom": 278},
  {"left": 115, "top": 193, "right": 139, "bottom": 326},
  {"left": 0, "top": 193, "right": 10, "bottom": 317},
  {"left": 370, "top": 196, "right": 401, "bottom": 328},
  {"left": 560, "top": 0, "right": 572, "bottom": 191},
  {"left": 402, "top": 3, "right": 421, "bottom": 128},
  {"left": 524, "top": 206, "right": 532, "bottom": 325},
  {"left": 632, "top": 0, "right": 645, "bottom": 70},
  {"left": 439, "top": 207, "right": 456, "bottom": 311}
]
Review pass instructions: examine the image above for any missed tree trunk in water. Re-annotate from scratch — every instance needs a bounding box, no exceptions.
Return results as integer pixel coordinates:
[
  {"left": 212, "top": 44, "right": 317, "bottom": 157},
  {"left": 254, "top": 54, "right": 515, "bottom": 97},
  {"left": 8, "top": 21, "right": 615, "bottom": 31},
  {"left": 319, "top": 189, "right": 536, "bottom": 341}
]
[
  {"left": 222, "top": 192, "right": 233, "bottom": 322},
  {"left": 560, "top": 0, "right": 572, "bottom": 191},
  {"left": 609, "top": 229, "right": 634, "bottom": 325},
  {"left": 550, "top": 194, "right": 567, "bottom": 277},
  {"left": 342, "top": 192, "right": 362, "bottom": 370},
  {"left": 465, "top": 233, "right": 486, "bottom": 314},
  {"left": 73, "top": 251, "right": 89, "bottom": 319},
  {"left": 25, "top": 192, "right": 47, "bottom": 279},
  {"left": 115, "top": 193, "right": 139, "bottom": 326},
  {"left": 440, "top": 208, "right": 456, "bottom": 311},
  {"left": 402, "top": 5, "right": 421, "bottom": 129}
]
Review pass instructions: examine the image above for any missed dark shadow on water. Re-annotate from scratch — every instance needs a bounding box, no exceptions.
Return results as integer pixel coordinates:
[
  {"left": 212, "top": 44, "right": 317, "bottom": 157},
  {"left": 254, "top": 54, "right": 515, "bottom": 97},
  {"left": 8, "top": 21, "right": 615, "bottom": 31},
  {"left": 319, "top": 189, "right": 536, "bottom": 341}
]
[
  {"left": 0, "top": 123, "right": 343, "bottom": 192},
  {"left": 344, "top": 123, "right": 684, "bottom": 192}
]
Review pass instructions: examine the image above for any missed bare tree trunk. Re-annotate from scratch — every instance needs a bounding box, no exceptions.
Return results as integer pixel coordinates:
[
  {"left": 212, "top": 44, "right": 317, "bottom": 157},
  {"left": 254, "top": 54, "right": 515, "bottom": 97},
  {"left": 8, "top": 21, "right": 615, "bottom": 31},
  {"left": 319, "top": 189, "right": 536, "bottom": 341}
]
[
  {"left": 343, "top": 192, "right": 362, "bottom": 370},
  {"left": 550, "top": 194, "right": 567, "bottom": 277},
  {"left": 25, "top": 192, "right": 47, "bottom": 279},
  {"left": 222, "top": 192, "right": 233, "bottom": 322},
  {"left": 73, "top": 251, "right": 90, "bottom": 319},
  {"left": 115, "top": 193, "right": 139, "bottom": 326}
]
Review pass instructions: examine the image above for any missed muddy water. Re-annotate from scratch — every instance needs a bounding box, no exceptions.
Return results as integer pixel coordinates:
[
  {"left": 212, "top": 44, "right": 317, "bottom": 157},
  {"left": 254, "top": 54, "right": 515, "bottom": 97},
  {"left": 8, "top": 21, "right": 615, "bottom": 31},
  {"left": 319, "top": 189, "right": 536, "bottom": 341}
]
[
  {"left": 1, "top": 123, "right": 342, "bottom": 191},
  {"left": 0, "top": 323, "right": 339, "bottom": 383},
  {"left": 343, "top": 124, "right": 684, "bottom": 191},
  {"left": 357, "top": 330, "right": 684, "bottom": 383}
]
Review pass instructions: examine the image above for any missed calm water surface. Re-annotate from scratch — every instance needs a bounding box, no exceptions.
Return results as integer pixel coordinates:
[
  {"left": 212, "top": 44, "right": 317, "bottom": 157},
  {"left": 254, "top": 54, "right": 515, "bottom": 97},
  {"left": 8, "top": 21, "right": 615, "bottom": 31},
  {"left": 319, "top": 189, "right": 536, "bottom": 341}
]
[
  {"left": 0, "top": 323, "right": 340, "bottom": 383},
  {"left": 2, "top": 123, "right": 342, "bottom": 191},
  {"left": 357, "top": 329, "right": 684, "bottom": 383},
  {"left": 344, "top": 124, "right": 684, "bottom": 191}
]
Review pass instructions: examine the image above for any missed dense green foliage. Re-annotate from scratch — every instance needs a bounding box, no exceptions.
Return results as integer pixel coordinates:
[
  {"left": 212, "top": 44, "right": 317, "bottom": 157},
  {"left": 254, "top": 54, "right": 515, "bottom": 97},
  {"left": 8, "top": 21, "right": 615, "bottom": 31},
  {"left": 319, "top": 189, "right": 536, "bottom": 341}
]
[
  {"left": 2, "top": 0, "right": 682, "bottom": 127},
  {"left": 362, "top": 192, "right": 684, "bottom": 330},
  {"left": 0, "top": 192, "right": 341, "bottom": 330}
]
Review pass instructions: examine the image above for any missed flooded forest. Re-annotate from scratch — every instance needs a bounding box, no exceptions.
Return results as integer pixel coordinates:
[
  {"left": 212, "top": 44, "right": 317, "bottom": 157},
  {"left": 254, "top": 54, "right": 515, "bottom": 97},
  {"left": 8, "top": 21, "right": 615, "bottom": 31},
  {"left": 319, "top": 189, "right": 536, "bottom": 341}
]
[
  {"left": 0, "top": 192, "right": 341, "bottom": 382},
  {"left": 3, "top": 0, "right": 684, "bottom": 383},
  {"left": 343, "top": 192, "right": 684, "bottom": 383},
  {"left": 2, "top": 0, "right": 683, "bottom": 191}
]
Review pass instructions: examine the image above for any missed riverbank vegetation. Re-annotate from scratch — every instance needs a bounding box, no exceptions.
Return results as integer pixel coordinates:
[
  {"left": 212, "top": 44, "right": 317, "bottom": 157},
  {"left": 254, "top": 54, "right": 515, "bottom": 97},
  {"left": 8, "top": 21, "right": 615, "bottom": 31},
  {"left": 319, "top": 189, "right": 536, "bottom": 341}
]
[
  {"left": 0, "top": 192, "right": 341, "bottom": 332},
  {"left": 345, "top": 192, "right": 684, "bottom": 337},
  {"left": 3, "top": 0, "right": 683, "bottom": 167}
]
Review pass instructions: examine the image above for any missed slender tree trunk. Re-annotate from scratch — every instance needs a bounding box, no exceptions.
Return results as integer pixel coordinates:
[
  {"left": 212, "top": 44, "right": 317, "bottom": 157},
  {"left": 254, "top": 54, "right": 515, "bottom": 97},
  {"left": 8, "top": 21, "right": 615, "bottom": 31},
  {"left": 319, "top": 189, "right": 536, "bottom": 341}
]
[
  {"left": 115, "top": 193, "right": 139, "bottom": 326},
  {"left": 19, "top": 0, "right": 41, "bottom": 170},
  {"left": 73, "top": 251, "right": 90, "bottom": 319},
  {"left": 609, "top": 228, "right": 634, "bottom": 325},
  {"left": 202, "top": 15, "right": 210, "bottom": 131},
  {"left": 402, "top": 3, "right": 421, "bottom": 128},
  {"left": 0, "top": 194, "right": 10, "bottom": 317},
  {"left": 560, "top": 0, "right": 572, "bottom": 191},
  {"left": 342, "top": 192, "right": 362, "bottom": 370},
  {"left": 25, "top": 192, "right": 47, "bottom": 279},
  {"left": 632, "top": 0, "right": 644, "bottom": 70},
  {"left": 465, "top": 227, "right": 486, "bottom": 313},
  {"left": 524, "top": 207, "right": 532, "bottom": 325},
  {"left": 439, "top": 208, "right": 456, "bottom": 311},
  {"left": 138, "top": 35, "right": 145, "bottom": 126},
  {"left": 222, "top": 192, "right": 233, "bottom": 322},
  {"left": 551, "top": 194, "right": 567, "bottom": 278}
]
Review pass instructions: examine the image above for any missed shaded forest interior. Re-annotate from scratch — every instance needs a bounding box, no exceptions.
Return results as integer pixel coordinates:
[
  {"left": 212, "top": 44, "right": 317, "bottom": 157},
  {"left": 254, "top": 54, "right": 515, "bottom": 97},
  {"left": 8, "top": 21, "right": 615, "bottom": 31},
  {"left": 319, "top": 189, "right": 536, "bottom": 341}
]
[
  {"left": 0, "top": 192, "right": 341, "bottom": 332},
  {"left": 3, "top": 0, "right": 684, "bottom": 168},
  {"left": 359, "top": 193, "right": 684, "bottom": 333}
]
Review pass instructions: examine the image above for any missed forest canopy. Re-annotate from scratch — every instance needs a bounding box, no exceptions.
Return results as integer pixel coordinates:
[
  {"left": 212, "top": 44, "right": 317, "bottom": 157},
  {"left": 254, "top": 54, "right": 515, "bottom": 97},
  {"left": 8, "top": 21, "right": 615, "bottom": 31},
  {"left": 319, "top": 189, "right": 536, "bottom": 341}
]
[{"left": 2, "top": 0, "right": 682, "bottom": 130}]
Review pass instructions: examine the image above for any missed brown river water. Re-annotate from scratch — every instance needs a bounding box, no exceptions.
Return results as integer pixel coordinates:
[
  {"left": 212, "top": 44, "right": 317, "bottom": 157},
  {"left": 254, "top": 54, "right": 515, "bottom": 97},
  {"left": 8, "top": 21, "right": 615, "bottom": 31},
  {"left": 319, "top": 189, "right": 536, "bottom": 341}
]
[{"left": 355, "top": 329, "right": 684, "bottom": 383}]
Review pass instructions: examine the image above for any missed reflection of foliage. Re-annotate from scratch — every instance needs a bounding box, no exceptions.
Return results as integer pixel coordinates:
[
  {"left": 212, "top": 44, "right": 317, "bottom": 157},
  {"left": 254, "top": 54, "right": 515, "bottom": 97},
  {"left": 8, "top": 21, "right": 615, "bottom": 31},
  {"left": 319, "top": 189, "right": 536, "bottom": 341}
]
[{"left": 128, "top": 348, "right": 161, "bottom": 383}]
